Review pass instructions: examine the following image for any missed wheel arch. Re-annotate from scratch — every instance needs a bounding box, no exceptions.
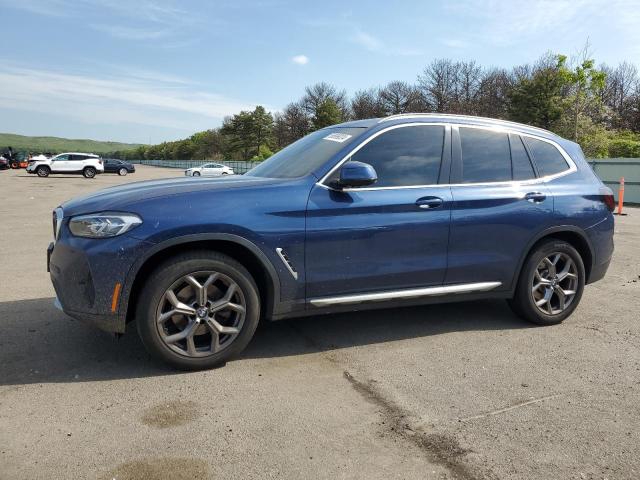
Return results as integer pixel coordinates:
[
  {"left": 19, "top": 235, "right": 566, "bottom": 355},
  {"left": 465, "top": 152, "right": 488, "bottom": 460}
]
[
  {"left": 120, "top": 233, "right": 281, "bottom": 328},
  {"left": 510, "top": 226, "right": 594, "bottom": 293}
]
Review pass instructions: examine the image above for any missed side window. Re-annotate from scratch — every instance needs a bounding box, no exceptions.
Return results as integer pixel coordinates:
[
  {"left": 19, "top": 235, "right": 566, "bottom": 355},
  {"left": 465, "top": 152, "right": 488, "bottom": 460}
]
[
  {"left": 54, "top": 154, "right": 69, "bottom": 161},
  {"left": 350, "top": 125, "right": 444, "bottom": 187},
  {"left": 525, "top": 137, "right": 570, "bottom": 177},
  {"left": 510, "top": 134, "right": 536, "bottom": 181},
  {"left": 69, "top": 155, "right": 86, "bottom": 161},
  {"left": 460, "top": 128, "right": 511, "bottom": 183}
]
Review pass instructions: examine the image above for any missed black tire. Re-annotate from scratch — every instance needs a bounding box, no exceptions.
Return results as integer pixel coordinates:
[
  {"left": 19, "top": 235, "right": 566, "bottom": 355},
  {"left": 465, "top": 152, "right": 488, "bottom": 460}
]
[
  {"left": 83, "top": 167, "right": 97, "bottom": 178},
  {"left": 193, "top": 171, "right": 201, "bottom": 177},
  {"left": 118, "top": 167, "right": 128, "bottom": 176},
  {"left": 136, "top": 251, "right": 260, "bottom": 370},
  {"left": 508, "top": 239, "right": 585, "bottom": 325},
  {"left": 36, "top": 165, "right": 50, "bottom": 177}
]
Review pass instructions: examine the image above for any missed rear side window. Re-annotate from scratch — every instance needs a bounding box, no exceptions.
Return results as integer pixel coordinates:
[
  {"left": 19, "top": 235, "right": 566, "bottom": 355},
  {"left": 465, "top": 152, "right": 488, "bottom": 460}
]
[
  {"left": 350, "top": 125, "right": 444, "bottom": 187},
  {"left": 460, "top": 128, "right": 511, "bottom": 183},
  {"left": 510, "top": 134, "right": 536, "bottom": 181},
  {"left": 525, "top": 138, "right": 569, "bottom": 177}
]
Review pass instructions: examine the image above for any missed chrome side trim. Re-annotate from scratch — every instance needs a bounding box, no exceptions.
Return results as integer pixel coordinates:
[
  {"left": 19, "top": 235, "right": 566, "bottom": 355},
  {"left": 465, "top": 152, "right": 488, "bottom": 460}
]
[
  {"left": 309, "top": 281, "right": 502, "bottom": 307},
  {"left": 276, "top": 247, "right": 298, "bottom": 280},
  {"left": 316, "top": 122, "right": 577, "bottom": 192}
]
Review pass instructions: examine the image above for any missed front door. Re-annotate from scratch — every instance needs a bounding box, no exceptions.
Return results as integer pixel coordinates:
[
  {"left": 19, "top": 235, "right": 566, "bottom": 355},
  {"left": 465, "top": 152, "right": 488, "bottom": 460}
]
[
  {"left": 50, "top": 154, "right": 70, "bottom": 172},
  {"left": 305, "top": 124, "right": 452, "bottom": 299}
]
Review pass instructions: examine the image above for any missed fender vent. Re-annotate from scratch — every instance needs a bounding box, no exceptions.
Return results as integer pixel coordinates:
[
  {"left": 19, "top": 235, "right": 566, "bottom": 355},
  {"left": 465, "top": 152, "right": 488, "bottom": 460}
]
[{"left": 276, "top": 248, "right": 298, "bottom": 280}]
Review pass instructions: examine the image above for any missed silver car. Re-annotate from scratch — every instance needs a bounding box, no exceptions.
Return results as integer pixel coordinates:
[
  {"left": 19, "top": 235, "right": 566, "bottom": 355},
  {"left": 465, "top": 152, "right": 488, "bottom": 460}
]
[{"left": 185, "top": 163, "right": 234, "bottom": 177}]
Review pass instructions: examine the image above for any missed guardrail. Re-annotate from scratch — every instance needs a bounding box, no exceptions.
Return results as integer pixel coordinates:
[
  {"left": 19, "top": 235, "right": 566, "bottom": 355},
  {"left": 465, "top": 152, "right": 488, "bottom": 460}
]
[
  {"left": 129, "top": 159, "right": 260, "bottom": 174},
  {"left": 130, "top": 158, "right": 639, "bottom": 204},
  {"left": 587, "top": 158, "right": 640, "bottom": 205}
]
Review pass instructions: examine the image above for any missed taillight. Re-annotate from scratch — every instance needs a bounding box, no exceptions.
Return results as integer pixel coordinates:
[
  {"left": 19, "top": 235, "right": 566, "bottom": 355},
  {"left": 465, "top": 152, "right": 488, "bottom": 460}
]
[{"left": 601, "top": 186, "right": 615, "bottom": 212}]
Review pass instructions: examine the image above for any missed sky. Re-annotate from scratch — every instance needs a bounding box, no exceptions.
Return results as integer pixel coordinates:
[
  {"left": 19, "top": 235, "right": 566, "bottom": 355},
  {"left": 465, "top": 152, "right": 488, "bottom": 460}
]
[{"left": 1, "top": 0, "right": 639, "bottom": 144}]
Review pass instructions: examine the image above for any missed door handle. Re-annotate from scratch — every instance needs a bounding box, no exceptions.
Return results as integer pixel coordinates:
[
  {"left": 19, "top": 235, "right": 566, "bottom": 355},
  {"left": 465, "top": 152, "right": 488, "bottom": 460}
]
[
  {"left": 415, "top": 196, "right": 443, "bottom": 209},
  {"left": 524, "top": 192, "right": 546, "bottom": 203}
]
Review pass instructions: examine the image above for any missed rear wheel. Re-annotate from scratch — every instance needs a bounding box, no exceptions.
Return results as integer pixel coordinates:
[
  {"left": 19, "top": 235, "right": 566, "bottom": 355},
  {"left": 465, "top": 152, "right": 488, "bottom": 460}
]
[
  {"left": 508, "top": 239, "right": 585, "bottom": 325},
  {"left": 118, "top": 167, "right": 128, "bottom": 176},
  {"left": 36, "top": 165, "right": 50, "bottom": 177},
  {"left": 136, "top": 251, "right": 260, "bottom": 370},
  {"left": 83, "top": 167, "right": 96, "bottom": 178}
]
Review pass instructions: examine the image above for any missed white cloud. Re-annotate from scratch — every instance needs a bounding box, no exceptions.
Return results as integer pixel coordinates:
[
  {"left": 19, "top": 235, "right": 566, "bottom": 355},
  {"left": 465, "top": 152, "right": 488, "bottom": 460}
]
[
  {"left": 0, "top": 64, "right": 259, "bottom": 132},
  {"left": 350, "top": 29, "right": 422, "bottom": 57},
  {"left": 291, "top": 55, "right": 309, "bottom": 65}
]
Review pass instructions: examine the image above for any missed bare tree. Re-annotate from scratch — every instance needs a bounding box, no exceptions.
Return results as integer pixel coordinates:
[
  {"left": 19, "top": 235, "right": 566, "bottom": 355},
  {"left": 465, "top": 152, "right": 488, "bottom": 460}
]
[
  {"left": 602, "top": 62, "right": 638, "bottom": 130},
  {"left": 379, "top": 81, "right": 426, "bottom": 115},
  {"left": 301, "top": 82, "right": 349, "bottom": 120},
  {"left": 418, "top": 59, "right": 457, "bottom": 112},
  {"left": 273, "top": 102, "right": 310, "bottom": 148},
  {"left": 351, "top": 88, "right": 386, "bottom": 119}
]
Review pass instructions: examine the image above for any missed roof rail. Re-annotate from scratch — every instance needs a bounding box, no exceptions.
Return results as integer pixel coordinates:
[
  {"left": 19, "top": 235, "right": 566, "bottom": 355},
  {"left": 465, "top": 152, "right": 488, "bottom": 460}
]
[{"left": 377, "top": 113, "right": 553, "bottom": 135}]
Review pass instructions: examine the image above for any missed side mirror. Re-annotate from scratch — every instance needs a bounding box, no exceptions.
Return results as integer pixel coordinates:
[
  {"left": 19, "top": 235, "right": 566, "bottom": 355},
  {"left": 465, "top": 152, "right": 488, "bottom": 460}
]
[{"left": 337, "top": 161, "right": 378, "bottom": 189}]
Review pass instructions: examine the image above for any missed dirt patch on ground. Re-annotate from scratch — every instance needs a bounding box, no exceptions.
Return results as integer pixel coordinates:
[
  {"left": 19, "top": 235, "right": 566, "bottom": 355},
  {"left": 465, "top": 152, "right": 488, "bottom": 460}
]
[
  {"left": 101, "top": 457, "right": 209, "bottom": 480},
  {"left": 140, "top": 400, "right": 200, "bottom": 428}
]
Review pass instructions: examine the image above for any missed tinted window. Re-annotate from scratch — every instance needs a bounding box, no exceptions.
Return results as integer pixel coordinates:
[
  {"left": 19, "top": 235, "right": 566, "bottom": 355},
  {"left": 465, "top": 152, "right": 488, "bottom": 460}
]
[
  {"left": 525, "top": 137, "right": 569, "bottom": 176},
  {"left": 460, "top": 128, "right": 511, "bottom": 183},
  {"left": 247, "top": 127, "right": 364, "bottom": 179},
  {"left": 349, "top": 125, "right": 444, "bottom": 187},
  {"left": 510, "top": 134, "right": 536, "bottom": 181},
  {"left": 69, "top": 155, "right": 87, "bottom": 161}
]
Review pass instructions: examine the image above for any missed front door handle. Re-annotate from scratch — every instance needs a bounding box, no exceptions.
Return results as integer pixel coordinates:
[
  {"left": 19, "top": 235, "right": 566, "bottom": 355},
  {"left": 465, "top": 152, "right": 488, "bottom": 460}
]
[
  {"left": 524, "top": 192, "right": 547, "bottom": 203},
  {"left": 416, "top": 196, "right": 443, "bottom": 209}
]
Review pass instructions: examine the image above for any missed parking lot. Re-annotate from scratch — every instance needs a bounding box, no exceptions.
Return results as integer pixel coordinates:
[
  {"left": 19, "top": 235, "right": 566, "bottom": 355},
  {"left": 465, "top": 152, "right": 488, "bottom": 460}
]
[{"left": 0, "top": 165, "right": 639, "bottom": 480}]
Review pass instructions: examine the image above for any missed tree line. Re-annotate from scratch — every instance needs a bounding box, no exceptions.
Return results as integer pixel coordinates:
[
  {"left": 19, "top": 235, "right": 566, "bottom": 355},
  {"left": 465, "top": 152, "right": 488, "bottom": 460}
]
[{"left": 115, "top": 51, "right": 640, "bottom": 161}]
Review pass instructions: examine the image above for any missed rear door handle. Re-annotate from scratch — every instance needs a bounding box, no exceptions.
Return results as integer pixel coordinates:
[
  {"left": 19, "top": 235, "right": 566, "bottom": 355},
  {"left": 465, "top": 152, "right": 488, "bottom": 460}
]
[
  {"left": 524, "top": 192, "right": 546, "bottom": 203},
  {"left": 416, "top": 196, "right": 443, "bottom": 209}
]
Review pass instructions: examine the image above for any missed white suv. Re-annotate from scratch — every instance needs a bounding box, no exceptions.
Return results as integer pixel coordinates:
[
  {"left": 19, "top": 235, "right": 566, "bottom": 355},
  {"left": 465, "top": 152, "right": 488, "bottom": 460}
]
[
  {"left": 184, "top": 163, "right": 234, "bottom": 177},
  {"left": 27, "top": 153, "right": 104, "bottom": 178}
]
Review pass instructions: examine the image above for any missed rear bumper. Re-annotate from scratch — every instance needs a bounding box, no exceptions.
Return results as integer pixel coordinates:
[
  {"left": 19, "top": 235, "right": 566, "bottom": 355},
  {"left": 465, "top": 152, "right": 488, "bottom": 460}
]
[{"left": 585, "top": 214, "right": 614, "bottom": 284}]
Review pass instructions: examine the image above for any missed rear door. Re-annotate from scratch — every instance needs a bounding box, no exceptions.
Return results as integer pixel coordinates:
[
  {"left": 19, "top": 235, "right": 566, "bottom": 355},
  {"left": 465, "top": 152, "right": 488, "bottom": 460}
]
[
  {"left": 305, "top": 124, "right": 453, "bottom": 299},
  {"left": 445, "top": 126, "right": 553, "bottom": 289}
]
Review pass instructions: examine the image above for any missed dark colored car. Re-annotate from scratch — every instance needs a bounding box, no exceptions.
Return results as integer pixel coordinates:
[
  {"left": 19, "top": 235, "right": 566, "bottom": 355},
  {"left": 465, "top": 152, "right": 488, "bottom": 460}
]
[
  {"left": 103, "top": 159, "right": 135, "bottom": 176},
  {"left": 48, "top": 114, "right": 615, "bottom": 370},
  {"left": 0, "top": 156, "right": 8, "bottom": 169}
]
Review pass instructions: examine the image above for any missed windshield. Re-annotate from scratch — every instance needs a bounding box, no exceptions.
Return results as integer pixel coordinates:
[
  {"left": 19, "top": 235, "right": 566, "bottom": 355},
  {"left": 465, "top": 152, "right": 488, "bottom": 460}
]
[{"left": 247, "top": 127, "right": 366, "bottom": 179}]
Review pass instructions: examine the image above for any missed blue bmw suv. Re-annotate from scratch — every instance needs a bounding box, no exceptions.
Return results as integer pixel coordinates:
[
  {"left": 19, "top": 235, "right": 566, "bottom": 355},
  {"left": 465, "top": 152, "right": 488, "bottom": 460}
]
[{"left": 48, "top": 114, "right": 615, "bottom": 370}]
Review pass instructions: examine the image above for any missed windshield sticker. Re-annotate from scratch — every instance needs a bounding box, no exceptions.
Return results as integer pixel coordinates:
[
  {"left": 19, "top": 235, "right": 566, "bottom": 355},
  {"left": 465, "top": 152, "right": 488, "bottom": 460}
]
[{"left": 323, "top": 133, "right": 352, "bottom": 143}]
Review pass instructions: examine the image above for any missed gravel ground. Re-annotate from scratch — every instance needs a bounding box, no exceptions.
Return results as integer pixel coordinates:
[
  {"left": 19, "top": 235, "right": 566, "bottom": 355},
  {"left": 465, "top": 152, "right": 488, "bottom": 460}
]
[{"left": 0, "top": 165, "right": 638, "bottom": 480}]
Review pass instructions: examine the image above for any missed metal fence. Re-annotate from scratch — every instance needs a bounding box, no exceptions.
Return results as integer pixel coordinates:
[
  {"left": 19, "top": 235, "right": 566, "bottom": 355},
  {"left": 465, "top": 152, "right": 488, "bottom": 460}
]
[
  {"left": 587, "top": 158, "right": 640, "bottom": 205},
  {"left": 129, "top": 159, "right": 260, "bottom": 174},
  {"left": 130, "top": 157, "right": 640, "bottom": 204}
]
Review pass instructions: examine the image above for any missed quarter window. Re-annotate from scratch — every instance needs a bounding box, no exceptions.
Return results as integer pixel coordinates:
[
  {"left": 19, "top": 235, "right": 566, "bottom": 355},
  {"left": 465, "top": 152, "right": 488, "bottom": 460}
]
[
  {"left": 510, "top": 134, "right": 536, "bottom": 181},
  {"left": 525, "top": 137, "right": 570, "bottom": 177},
  {"left": 349, "top": 125, "right": 444, "bottom": 187},
  {"left": 460, "top": 128, "right": 511, "bottom": 183}
]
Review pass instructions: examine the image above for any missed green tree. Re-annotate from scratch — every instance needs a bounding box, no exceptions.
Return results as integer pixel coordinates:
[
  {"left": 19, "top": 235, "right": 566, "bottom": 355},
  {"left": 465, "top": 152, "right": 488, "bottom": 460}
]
[
  {"left": 557, "top": 55, "right": 607, "bottom": 142},
  {"left": 508, "top": 60, "right": 565, "bottom": 130},
  {"left": 312, "top": 98, "right": 342, "bottom": 130}
]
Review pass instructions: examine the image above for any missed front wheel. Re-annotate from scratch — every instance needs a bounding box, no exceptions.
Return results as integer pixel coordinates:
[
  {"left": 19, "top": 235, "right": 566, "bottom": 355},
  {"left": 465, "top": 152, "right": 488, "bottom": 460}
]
[
  {"left": 118, "top": 167, "right": 128, "bottom": 176},
  {"left": 83, "top": 167, "right": 97, "bottom": 178},
  {"left": 508, "top": 239, "right": 585, "bottom": 325},
  {"left": 136, "top": 251, "right": 260, "bottom": 370},
  {"left": 36, "top": 166, "right": 50, "bottom": 177},
  {"left": 193, "top": 171, "right": 201, "bottom": 177}
]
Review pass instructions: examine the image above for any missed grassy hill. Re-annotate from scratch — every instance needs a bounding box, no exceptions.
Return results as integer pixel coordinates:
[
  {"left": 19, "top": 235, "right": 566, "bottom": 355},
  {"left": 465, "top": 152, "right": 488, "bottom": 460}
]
[{"left": 0, "top": 133, "right": 142, "bottom": 154}]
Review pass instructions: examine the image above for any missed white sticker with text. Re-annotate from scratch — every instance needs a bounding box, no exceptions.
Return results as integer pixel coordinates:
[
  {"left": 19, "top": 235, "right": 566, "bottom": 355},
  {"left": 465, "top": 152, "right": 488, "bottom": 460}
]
[{"left": 323, "top": 133, "right": 352, "bottom": 143}]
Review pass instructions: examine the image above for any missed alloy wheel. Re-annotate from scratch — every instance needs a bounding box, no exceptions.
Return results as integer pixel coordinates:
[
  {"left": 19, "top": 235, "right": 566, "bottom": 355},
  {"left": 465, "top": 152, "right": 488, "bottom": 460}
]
[
  {"left": 155, "top": 271, "right": 246, "bottom": 357},
  {"left": 531, "top": 252, "right": 578, "bottom": 315}
]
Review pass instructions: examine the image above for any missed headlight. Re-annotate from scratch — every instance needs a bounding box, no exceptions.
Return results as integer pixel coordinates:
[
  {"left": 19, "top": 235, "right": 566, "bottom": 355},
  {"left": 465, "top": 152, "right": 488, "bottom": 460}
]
[{"left": 69, "top": 213, "right": 142, "bottom": 238}]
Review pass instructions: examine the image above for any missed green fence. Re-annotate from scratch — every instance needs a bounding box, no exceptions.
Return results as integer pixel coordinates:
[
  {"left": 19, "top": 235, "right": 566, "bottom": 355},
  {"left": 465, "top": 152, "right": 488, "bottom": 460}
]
[
  {"left": 587, "top": 158, "right": 640, "bottom": 205},
  {"left": 129, "top": 159, "right": 259, "bottom": 174},
  {"left": 130, "top": 158, "right": 640, "bottom": 204}
]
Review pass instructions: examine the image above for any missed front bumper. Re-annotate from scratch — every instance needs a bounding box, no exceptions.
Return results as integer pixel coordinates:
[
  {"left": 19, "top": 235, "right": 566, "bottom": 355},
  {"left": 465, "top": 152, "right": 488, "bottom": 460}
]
[{"left": 48, "top": 230, "right": 153, "bottom": 333}]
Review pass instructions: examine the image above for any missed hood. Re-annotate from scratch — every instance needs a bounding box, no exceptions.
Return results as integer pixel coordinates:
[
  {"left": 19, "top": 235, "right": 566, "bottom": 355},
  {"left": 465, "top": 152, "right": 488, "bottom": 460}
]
[{"left": 61, "top": 175, "right": 285, "bottom": 215}]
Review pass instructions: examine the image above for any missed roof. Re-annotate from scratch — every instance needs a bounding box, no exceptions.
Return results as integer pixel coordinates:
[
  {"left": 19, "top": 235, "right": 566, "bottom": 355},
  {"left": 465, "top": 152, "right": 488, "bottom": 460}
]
[
  {"left": 336, "top": 114, "right": 561, "bottom": 141},
  {"left": 57, "top": 152, "right": 100, "bottom": 157}
]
